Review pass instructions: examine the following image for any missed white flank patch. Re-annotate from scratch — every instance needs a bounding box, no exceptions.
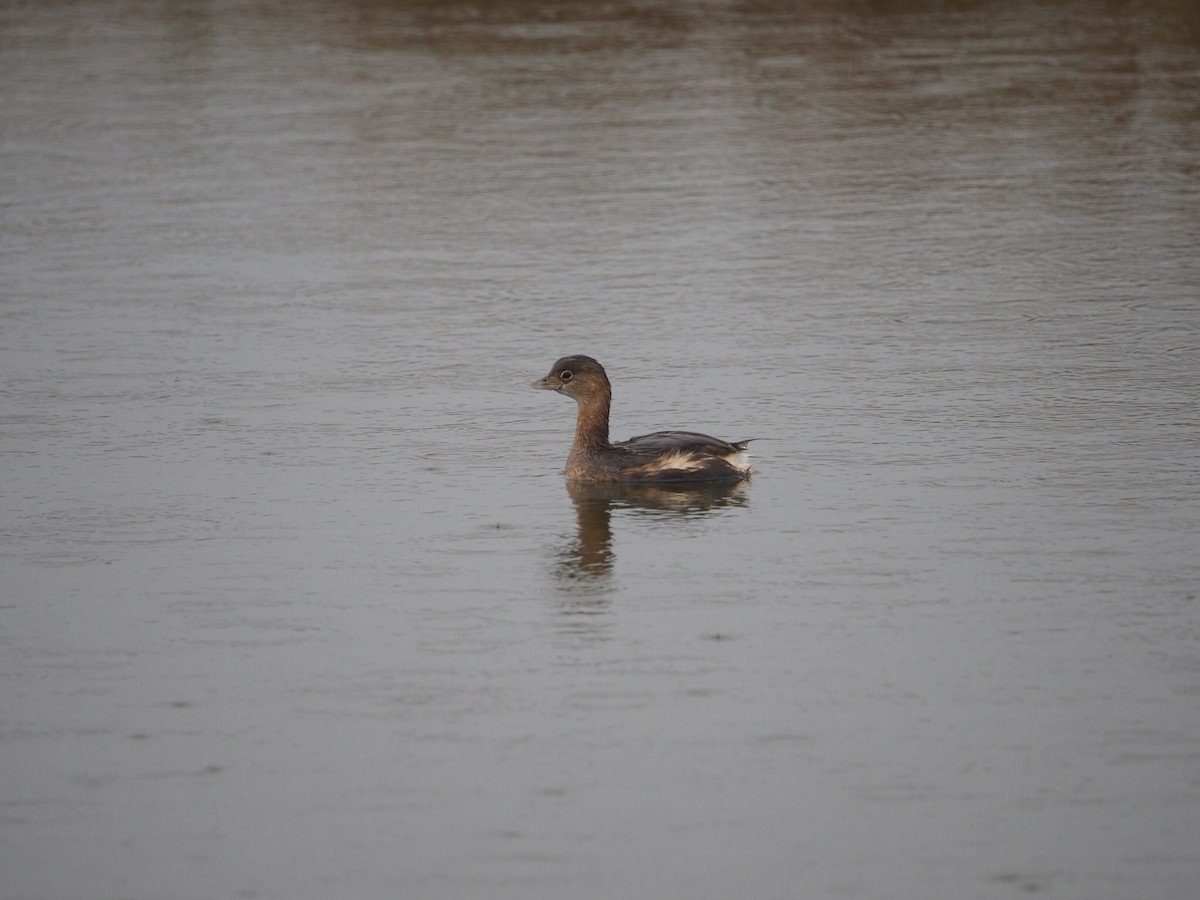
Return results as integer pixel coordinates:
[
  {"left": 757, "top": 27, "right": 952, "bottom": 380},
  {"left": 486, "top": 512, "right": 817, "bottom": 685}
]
[
  {"left": 642, "top": 451, "right": 706, "bottom": 473},
  {"left": 641, "top": 449, "right": 751, "bottom": 475},
  {"left": 729, "top": 450, "right": 751, "bottom": 474}
]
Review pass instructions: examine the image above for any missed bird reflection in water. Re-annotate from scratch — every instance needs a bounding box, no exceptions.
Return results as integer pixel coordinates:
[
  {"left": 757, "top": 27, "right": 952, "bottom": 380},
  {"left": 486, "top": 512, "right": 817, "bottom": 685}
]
[{"left": 554, "top": 479, "right": 750, "bottom": 596}]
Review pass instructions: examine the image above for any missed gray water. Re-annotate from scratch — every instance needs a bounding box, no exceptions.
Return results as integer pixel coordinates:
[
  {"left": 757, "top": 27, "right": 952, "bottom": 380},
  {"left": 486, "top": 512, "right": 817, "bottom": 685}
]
[{"left": 2, "top": 1, "right": 1199, "bottom": 898}]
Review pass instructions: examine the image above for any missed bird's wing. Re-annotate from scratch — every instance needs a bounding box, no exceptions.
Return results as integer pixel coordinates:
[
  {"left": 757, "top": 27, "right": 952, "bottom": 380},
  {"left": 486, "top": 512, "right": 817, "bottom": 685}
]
[{"left": 615, "top": 430, "right": 749, "bottom": 456}]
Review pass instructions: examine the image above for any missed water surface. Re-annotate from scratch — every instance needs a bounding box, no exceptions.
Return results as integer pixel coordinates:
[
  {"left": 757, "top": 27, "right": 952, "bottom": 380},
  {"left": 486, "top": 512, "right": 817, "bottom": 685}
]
[{"left": 2, "top": 1, "right": 1199, "bottom": 898}]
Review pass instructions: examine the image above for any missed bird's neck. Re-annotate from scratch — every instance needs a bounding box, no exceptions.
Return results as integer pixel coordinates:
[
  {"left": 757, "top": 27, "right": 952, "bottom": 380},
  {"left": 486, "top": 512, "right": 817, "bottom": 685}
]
[{"left": 570, "top": 388, "right": 612, "bottom": 459}]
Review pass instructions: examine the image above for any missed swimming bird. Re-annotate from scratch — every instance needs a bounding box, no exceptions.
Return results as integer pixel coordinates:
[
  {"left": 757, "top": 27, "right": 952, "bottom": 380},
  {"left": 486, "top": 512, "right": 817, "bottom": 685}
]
[{"left": 532, "top": 355, "right": 752, "bottom": 483}]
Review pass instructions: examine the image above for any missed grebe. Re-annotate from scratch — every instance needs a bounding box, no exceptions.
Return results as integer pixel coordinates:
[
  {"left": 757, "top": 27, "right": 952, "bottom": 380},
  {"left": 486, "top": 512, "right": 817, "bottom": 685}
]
[{"left": 532, "top": 355, "right": 752, "bottom": 483}]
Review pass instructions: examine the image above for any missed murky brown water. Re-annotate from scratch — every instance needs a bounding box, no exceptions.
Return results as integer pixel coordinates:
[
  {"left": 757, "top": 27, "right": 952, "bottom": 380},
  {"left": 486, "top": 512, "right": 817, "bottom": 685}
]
[{"left": 3, "top": 1, "right": 1199, "bottom": 898}]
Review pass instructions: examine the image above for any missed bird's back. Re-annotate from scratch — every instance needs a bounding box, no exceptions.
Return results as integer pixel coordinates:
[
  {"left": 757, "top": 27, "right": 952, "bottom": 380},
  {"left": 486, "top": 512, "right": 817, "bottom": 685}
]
[{"left": 611, "top": 430, "right": 752, "bottom": 482}]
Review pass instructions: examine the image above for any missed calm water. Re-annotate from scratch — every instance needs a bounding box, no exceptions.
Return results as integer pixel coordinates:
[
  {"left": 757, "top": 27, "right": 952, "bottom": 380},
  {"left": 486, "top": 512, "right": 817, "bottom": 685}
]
[{"left": 3, "top": 1, "right": 1199, "bottom": 898}]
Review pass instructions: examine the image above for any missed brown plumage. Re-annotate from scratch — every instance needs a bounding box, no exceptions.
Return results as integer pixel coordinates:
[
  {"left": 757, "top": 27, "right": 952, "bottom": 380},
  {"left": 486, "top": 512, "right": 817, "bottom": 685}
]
[{"left": 531, "top": 355, "right": 752, "bottom": 483}]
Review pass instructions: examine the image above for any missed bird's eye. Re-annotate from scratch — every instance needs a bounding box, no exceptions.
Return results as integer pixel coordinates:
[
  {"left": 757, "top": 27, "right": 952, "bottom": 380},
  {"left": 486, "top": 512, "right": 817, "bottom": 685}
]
[{"left": 560, "top": 370, "right": 573, "bottom": 381}]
